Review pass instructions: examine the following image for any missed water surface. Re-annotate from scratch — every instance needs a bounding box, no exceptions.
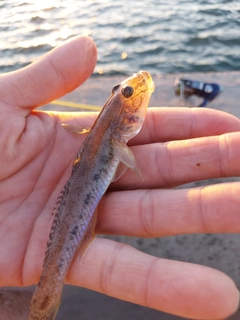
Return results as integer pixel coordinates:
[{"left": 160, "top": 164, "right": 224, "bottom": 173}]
[{"left": 1, "top": 0, "right": 240, "bottom": 75}]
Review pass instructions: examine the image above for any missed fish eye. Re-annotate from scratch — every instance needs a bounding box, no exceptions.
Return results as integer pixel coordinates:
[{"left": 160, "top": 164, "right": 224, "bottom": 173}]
[
  {"left": 112, "top": 84, "right": 120, "bottom": 94},
  {"left": 122, "top": 85, "right": 134, "bottom": 98}
]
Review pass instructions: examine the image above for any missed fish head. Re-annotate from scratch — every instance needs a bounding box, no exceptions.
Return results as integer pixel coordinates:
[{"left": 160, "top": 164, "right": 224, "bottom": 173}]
[{"left": 112, "top": 70, "right": 155, "bottom": 141}]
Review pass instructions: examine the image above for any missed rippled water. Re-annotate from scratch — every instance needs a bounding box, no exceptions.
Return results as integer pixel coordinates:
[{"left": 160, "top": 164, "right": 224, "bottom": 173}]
[{"left": 1, "top": 0, "right": 240, "bottom": 75}]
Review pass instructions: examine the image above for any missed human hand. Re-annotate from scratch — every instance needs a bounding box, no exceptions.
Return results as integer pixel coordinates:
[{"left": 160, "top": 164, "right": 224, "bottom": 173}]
[{"left": 0, "top": 35, "right": 240, "bottom": 320}]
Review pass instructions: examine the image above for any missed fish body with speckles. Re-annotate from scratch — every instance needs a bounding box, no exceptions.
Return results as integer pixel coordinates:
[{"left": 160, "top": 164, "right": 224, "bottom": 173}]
[{"left": 27, "top": 71, "right": 155, "bottom": 320}]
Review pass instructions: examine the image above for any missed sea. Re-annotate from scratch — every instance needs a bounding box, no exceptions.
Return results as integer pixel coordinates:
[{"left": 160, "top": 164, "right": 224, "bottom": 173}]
[{"left": 1, "top": 0, "right": 240, "bottom": 76}]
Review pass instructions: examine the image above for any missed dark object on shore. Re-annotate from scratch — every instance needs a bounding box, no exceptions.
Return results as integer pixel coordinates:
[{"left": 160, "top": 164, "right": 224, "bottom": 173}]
[{"left": 174, "top": 78, "right": 222, "bottom": 107}]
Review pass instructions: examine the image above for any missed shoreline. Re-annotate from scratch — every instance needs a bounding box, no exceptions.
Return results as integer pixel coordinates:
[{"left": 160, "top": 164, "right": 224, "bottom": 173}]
[{"left": 43, "top": 71, "right": 240, "bottom": 117}]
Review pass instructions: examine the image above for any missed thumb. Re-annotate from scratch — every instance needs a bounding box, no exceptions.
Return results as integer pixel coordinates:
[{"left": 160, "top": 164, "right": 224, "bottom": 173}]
[{"left": 0, "top": 35, "right": 97, "bottom": 111}]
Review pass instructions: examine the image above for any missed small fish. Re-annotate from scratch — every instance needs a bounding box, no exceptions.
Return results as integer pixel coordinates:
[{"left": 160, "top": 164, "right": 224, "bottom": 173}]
[{"left": 28, "top": 70, "right": 155, "bottom": 320}]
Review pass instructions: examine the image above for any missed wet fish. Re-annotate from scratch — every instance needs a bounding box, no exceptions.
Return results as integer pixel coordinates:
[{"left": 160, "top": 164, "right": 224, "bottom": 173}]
[{"left": 28, "top": 70, "right": 155, "bottom": 320}]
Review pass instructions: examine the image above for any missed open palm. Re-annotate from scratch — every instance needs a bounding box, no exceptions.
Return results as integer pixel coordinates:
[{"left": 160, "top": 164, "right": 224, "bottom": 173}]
[
  {"left": 0, "top": 36, "right": 240, "bottom": 320},
  {"left": 0, "top": 36, "right": 98, "bottom": 285}
]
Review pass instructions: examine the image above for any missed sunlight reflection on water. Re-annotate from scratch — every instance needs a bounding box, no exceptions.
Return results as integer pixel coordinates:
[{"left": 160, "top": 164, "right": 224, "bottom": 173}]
[{"left": 1, "top": 0, "right": 240, "bottom": 75}]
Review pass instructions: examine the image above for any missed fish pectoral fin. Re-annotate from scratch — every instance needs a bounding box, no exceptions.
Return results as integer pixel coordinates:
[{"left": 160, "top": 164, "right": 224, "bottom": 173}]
[
  {"left": 111, "top": 162, "right": 127, "bottom": 182},
  {"left": 113, "top": 139, "right": 143, "bottom": 180},
  {"left": 61, "top": 123, "right": 91, "bottom": 135}
]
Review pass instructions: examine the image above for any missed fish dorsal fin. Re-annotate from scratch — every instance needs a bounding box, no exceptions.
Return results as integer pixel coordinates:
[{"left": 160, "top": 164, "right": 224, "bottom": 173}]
[
  {"left": 51, "top": 179, "right": 71, "bottom": 218},
  {"left": 112, "top": 138, "right": 143, "bottom": 180}
]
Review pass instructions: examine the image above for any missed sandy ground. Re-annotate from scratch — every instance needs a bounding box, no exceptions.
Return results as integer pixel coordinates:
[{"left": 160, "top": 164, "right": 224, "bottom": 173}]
[{"left": 32, "top": 71, "right": 240, "bottom": 320}]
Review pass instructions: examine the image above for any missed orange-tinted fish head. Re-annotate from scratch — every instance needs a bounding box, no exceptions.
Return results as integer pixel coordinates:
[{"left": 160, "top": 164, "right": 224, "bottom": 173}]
[{"left": 112, "top": 70, "right": 155, "bottom": 141}]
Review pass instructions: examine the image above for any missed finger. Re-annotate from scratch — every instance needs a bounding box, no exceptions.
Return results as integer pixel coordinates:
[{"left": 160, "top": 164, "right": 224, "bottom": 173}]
[
  {"left": 97, "top": 182, "right": 240, "bottom": 237},
  {"left": 0, "top": 36, "right": 97, "bottom": 110},
  {"left": 131, "top": 107, "right": 240, "bottom": 145},
  {"left": 66, "top": 238, "right": 239, "bottom": 320},
  {"left": 55, "top": 107, "right": 240, "bottom": 147},
  {"left": 112, "top": 131, "right": 240, "bottom": 190},
  {"left": 52, "top": 109, "right": 240, "bottom": 191}
]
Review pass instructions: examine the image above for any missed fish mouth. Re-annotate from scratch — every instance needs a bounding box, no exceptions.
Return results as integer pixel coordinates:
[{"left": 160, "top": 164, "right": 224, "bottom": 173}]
[
  {"left": 138, "top": 70, "right": 155, "bottom": 93},
  {"left": 122, "top": 70, "right": 155, "bottom": 95}
]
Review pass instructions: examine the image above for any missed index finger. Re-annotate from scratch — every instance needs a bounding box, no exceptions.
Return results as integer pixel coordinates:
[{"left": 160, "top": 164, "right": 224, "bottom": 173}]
[
  {"left": 130, "top": 107, "right": 240, "bottom": 145},
  {"left": 54, "top": 107, "right": 240, "bottom": 156}
]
